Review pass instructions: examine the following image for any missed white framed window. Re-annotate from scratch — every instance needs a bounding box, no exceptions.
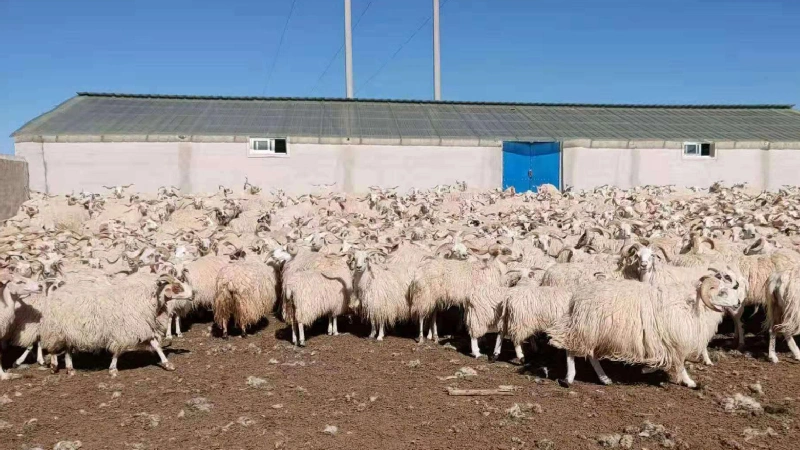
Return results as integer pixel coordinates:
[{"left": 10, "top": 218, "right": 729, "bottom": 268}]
[
  {"left": 248, "top": 138, "right": 288, "bottom": 157},
  {"left": 683, "top": 142, "right": 715, "bottom": 158}
]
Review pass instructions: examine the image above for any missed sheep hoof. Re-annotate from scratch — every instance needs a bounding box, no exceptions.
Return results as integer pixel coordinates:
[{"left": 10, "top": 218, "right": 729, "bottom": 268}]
[
  {"left": 691, "top": 382, "right": 703, "bottom": 391},
  {"left": 471, "top": 353, "right": 484, "bottom": 359},
  {"left": 510, "top": 357, "right": 525, "bottom": 366},
  {"left": 66, "top": 369, "right": 76, "bottom": 377},
  {"left": 599, "top": 377, "right": 612, "bottom": 386},
  {"left": 50, "top": 366, "right": 59, "bottom": 374},
  {"left": 298, "top": 342, "right": 306, "bottom": 348},
  {"left": 376, "top": 337, "right": 384, "bottom": 342},
  {"left": 557, "top": 378, "right": 571, "bottom": 388},
  {"left": 159, "top": 361, "right": 176, "bottom": 371},
  {"left": 768, "top": 355, "right": 779, "bottom": 364},
  {"left": 109, "top": 369, "right": 119, "bottom": 378},
  {"left": 0, "top": 373, "right": 11, "bottom": 381},
  {"left": 488, "top": 354, "right": 497, "bottom": 363},
  {"left": 416, "top": 337, "right": 424, "bottom": 344}
]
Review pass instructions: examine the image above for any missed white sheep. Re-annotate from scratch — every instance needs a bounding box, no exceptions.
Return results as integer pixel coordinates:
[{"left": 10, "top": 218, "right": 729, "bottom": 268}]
[
  {"left": 7, "top": 279, "right": 63, "bottom": 368},
  {"left": 490, "top": 284, "right": 573, "bottom": 364},
  {"left": 0, "top": 272, "right": 42, "bottom": 380},
  {"left": 281, "top": 250, "right": 352, "bottom": 346},
  {"left": 408, "top": 244, "right": 514, "bottom": 346},
  {"left": 765, "top": 267, "right": 800, "bottom": 363},
  {"left": 548, "top": 275, "right": 744, "bottom": 388},
  {"left": 213, "top": 255, "right": 285, "bottom": 337},
  {"left": 40, "top": 273, "right": 193, "bottom": 376},
  {"left": 349, "top": 243, "right": 428, "bottom": 340}
]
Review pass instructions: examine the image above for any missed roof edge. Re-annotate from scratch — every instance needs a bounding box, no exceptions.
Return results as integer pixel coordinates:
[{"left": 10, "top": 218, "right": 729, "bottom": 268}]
[
  {"left": 75, "top": 92, "right": 795, "bottom": 110},
  {"left": 10, "top": 96, "right": 84, "bottom": 137}
]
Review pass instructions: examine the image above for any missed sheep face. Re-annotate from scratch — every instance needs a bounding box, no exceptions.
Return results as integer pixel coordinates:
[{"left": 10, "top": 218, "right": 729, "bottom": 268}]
[
  {"left": 1, "top": 273, "right": 42, "bottom": 301},
  {"left": 699, "top": 276, "right": 741, "bottom": 313},
  {"left": 709, "top": 266, "right": 747, "bottom": 304}
]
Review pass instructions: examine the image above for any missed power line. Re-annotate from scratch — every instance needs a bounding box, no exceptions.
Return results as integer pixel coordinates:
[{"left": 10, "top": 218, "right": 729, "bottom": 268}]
[
  {"left": 309, "top": 1, "right": 375, "bottom": 95},
  {"left": 263, "top": 0, "right": 300, "bottom": 96},
  {"left": 357, "top": 0, "right": 451, "bottom": 96}
]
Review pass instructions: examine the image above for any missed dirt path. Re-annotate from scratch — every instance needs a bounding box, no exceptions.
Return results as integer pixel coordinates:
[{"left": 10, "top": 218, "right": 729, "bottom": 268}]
[{"left": 1, "top": 318, "right": 799, "bottom": 450}]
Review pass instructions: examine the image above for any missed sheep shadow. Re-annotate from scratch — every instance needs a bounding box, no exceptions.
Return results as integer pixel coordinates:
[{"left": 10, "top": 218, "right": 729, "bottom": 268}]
[
  {"left": 61, "top": 348, "right": 191, "bottom": 373},
  {"left": 491, "top": 335, "right": 672, "bottom": 387}
]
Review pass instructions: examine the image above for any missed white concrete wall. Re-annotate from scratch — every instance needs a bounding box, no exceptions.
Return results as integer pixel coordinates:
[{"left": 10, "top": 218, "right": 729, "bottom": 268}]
[
  {"left": 563, "top": 146, "right": 800, "bottom": 191},
  {"left": 15, "top": 141, "right": 502, "bottom": 194}
]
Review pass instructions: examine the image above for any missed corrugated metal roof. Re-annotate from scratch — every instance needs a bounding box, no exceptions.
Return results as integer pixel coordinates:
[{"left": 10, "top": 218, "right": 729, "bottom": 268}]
[{"left": 12, "top": 92, "right": 800, "bottom": 142}]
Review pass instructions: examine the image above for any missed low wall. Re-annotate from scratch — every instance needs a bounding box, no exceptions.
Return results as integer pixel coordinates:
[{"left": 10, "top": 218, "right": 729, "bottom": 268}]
[
  {"left": 563, "top": 145, "right": 800, "bottom": 191},
  {"left": 15, "top": 141, "right": 502, "bottom": 194},
  {"left": 0, "top": 155, "right": 30, "bottom": 220}
]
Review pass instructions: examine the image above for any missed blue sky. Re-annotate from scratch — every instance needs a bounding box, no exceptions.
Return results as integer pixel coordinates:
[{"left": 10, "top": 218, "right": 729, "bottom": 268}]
[{"left": 1, "top": 0, "right": 798, "bottom": 154}]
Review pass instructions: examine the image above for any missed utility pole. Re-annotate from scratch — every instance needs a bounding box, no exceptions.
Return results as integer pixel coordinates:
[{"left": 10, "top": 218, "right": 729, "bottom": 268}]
[
  {"left": 344, "top": 0, "right": 354, "bottom": 98},
  {"left": 433, "top": 0, "right": 441, "bottom": 100}
]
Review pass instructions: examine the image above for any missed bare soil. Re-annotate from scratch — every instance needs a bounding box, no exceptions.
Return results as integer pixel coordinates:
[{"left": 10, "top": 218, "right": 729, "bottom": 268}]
[{"left": 2, "top": 314, "right": 799, "bottom": 450}]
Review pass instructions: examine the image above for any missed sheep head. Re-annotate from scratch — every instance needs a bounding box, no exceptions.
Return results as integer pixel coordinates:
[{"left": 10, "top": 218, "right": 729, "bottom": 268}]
[
  {"left": 0, "top": 272, "right": 42, "bottom": 305},
  {"left": 697, "top": 275, "right": 740, "bottom": 313}
]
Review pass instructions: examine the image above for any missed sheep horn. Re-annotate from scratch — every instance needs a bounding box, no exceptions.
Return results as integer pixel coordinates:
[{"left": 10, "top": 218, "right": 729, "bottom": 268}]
[{"left": 698, "top": 276, "right": 723, "bottom": 313}]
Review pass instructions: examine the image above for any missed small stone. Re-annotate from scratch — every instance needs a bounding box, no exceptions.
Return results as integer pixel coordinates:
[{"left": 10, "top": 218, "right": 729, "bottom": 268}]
[
  {"left": 597, "top": 433, "right": 622, "bottom": 447},
  {"left": 0, "top": 420, "right": 12, "bottom": 430},
  {"left": 186, "top": 397, "right": 213, "bottom": 412},
  {"left": 134, "top": 413, "right": 160, "bottom": 429},
  {"left": 620, "top": 434, "right": 634, "bottom": 449},
  {"left": 247, "top": 376, "right": 272, "bottom": 390},
  {"left": 535, "top": 439, "right": 555, "bottom": 450},
  {"left": 53, "top": 442, "right": 83, "bottom": 450},
  {"left": 505, "top": 403, "right": 526, "bottom": 419},
  {"left": 748, "top": 383, "right": 763, "bottom": 395},
  {"left": 623, "top": 425, "right": 638, "bottom": 434},
  {"left": 442, "top": 343, "right": 457, "bottom": 351},
  {"left": 177, "top": 409, "right": 185, "bottom": 418},
  {"left": 237, "top": 416, "right": 255, "bottom": 427},
  {"left": 23, "top": 418, "right": 39, "bottom": 432},
  {"left": 111, "top": 391, "right": 122, "bottom": 399},
  {"left": 407, "top": 359, "right": 421, "bottom": 368},
  {"left": 323, "top": 425, "right": 338, "bottom": 435},
  {"left": 721, "top": 393, "right": 763, "bottom": 414},
  {"left": 271, "top": 404, "right": 284, "bottom": 409},
  {"left": 0, "top": 394, "right": 12, "bottom": 406},
  {"left": 269, "top": 358, "right": 279, "bottom": 364},
  {"left": 661, "top": 438, "right": 676, "bottom": 448},
  {"left": 456, "top": 367, "right": 478, "bottom": 378},
  {"left": 369, "top": 395, "right": 378, "bottom": 402},
  {"left": 722, "top": 438, "right": 745, "bottom": 450}
]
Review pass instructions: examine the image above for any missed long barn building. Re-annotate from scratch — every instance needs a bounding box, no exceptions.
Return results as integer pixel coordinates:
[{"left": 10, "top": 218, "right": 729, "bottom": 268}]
[{"left": 12, "top": 93, "right": 800, "bottom": 194}]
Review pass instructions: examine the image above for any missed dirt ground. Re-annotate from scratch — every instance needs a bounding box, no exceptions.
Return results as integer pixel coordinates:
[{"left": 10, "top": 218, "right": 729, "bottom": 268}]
[{"left": 1, "top": 313, "right": 799, "bottom": 450}]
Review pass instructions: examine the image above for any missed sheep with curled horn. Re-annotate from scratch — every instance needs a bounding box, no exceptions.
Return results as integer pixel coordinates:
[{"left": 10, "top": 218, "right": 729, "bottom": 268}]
[
  {"left": 548, "top": 272, "right": 746, "bottom": 388},
  {"left": 102, "top": 184, "right": 134, "bottom": 199},
  {"left": 40, "top": 272, "right": 193, "bottom": 377},
  {"left": 243, "top": 177, "right": 261, "bottom": 195}
]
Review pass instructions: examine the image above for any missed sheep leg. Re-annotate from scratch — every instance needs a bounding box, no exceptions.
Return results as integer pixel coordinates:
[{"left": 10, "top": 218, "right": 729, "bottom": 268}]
[
  {"left": 327, "top": 316, "right": 333, "bottom": 335},
  {"left": 785, "top": 333, "right": 800, "bottom": 360},
  {"left": 733, "top": 308, "right": 746, "bottom": 349},
  {"left": 298, "top": 323, "right": 306, "bottom": 347},
  {"left": 489, "top": 333, "right": 503, "bottom": 362},
  {"left": 377, "top": 323, "right": 385, "bottom": 341},
  {"left": 0, "top": 348, "right": 8, "bottom": 380},
  {"left": 417, "top": 317, "right": 425, "bottom": 343},
  {"left": 768, "top": 328, "right": 779, "bottom": 363},
  {"left": 64, "top": 352, "right": 75, "bottom": 376},
  {"left": 589, "top": 358, "right": 612, "bottom": 385},
  {"left": 165, "top": 314, "right": 174, "bottom": 339},
  {"left": 701, "top": 348, "right": 714, "bottom": 366},
  {"left": 150, "top": 339, "right": 175, "bottom": 371},
  {"left": 36, "top": 344, "right": 45, "bottom": 366},
  {"left": 50, "top": 354, "right": 59, "bottom": 373},
  {"left": 559, "top": 353, "right": 577, "bottom": 387},
  {"left": 430, "top": 310, "right": 439, "bottom": 343},
  {"left": 369, "top": 321, "right": 377, "bottom": 339},
  {"left": 675, "top": 362, "right": 697, "bottom": 389},
  {"left": 14, "top": 346, "right": 33, "bottom": 367},
  {"left": 470, "top": 337, "right": 483, "bottom": 359},
  {"left": 332, "top": 316, "right": 339, "bottom": 336},
  {"left": 290, "top": 322, "right": 298, "bottom": 345},
  {"left": 513, "top": 344, "right": 525, "bottom": 364},
  {"left": 175, "top": 316, "right": 183, "bottom": 338},
  {"left": 109, "top": 354, "right": 120, "bottom": 377},
  {"left": 221, "top": 321, "right": 229, "bottom": 339}
]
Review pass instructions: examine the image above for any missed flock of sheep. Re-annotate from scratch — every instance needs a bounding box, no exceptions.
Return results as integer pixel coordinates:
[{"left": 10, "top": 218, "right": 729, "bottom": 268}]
[{"left": 2, "top": 180, "right": 800, "bottom": 391}]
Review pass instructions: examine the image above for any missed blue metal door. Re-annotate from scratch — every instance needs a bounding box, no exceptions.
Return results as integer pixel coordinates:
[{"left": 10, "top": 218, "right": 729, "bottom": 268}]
[
  {"left": 502, "top": 142, "right": 560, "bottom": 192},
  {"left": 502, "top": 142, "right": 532, "bottom": 192},
  {"left": 530, "top": 142, "right": 560, "bottom": 190}
]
